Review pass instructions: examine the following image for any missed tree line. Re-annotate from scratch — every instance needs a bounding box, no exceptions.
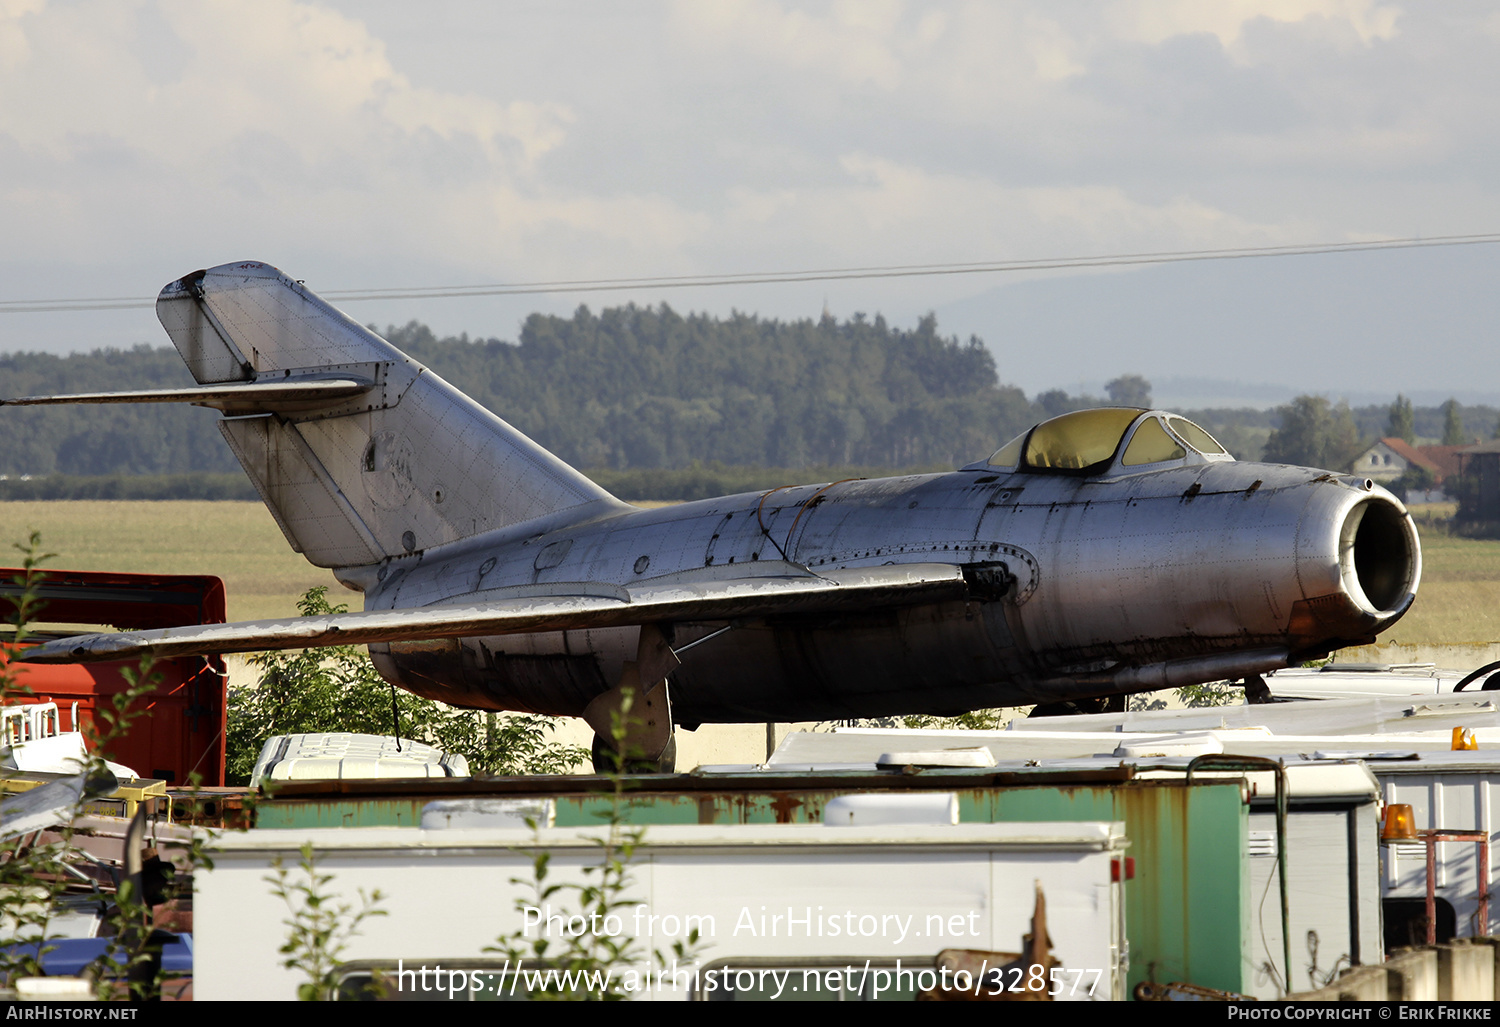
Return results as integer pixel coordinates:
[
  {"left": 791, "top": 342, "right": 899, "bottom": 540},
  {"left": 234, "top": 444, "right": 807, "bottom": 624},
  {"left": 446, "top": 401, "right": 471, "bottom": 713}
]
[
  {"left": 387, "top": 308, "right": 1034, "bottom": 470},
  {"left": 0, "top": 307, "right": 1099, "bottom": 477},
  {"left": 1262, "top": 394, "right": 1500, "bottom": 472},
  {"left": 1, "top": 306, "right": 1496, "bottom": 490}
]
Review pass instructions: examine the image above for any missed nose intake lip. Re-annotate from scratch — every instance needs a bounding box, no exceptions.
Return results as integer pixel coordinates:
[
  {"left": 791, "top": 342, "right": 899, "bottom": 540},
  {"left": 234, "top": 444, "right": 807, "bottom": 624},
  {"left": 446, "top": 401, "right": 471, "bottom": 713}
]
[{"left": 1339, "top": 497, "right": 1421, "bottom": 617}]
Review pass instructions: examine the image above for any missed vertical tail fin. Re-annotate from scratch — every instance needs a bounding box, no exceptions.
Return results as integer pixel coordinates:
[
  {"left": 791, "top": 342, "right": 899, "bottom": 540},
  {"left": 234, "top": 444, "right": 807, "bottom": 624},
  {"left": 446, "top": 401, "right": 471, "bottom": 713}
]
[{"left": 157, "top": 261, "right": 620, "bottom": 569}]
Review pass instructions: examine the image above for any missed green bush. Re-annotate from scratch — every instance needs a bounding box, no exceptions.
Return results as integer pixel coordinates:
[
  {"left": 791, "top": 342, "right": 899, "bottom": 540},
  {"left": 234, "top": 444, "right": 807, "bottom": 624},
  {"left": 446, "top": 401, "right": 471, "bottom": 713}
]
[{"left": 225, "top": 588, "right": 587, "bottom": 783}]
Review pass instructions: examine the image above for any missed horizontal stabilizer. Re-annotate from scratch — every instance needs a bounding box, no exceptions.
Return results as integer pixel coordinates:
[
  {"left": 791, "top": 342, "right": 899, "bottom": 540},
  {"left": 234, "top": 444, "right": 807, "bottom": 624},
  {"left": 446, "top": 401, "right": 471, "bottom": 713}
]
[
  {"left": 1, "top": 377, "right": 374, "bottom": 413},
  {"left": 21, "top": 563, "right": 967, "bottom": 664}
]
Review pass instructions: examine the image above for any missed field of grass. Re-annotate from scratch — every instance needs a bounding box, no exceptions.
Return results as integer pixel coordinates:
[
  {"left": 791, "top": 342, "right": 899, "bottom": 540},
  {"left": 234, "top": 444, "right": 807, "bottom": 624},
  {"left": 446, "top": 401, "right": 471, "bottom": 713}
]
[
  {"left": 0, "top": 501, "right": 335, "bottom": 623},
  {"left": 1381, "top": 529, "right": 1500, "bottom": 644},
  {"left": 1, "top": 500, "right": 1497, "bottom": 644}
]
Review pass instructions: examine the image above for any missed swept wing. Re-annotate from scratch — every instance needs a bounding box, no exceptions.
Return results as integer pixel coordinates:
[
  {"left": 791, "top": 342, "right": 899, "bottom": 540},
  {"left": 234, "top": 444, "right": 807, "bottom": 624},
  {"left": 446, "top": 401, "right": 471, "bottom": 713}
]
[{"left": 21, "top": 563, "right": 967, "bottom": 664}]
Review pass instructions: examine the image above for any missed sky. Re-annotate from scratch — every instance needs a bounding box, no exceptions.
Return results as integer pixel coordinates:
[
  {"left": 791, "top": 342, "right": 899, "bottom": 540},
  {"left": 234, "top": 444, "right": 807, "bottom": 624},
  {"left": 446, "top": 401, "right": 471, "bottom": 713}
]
[{"left": 2, "top": 1, "right": 1499, "bottom": 406}]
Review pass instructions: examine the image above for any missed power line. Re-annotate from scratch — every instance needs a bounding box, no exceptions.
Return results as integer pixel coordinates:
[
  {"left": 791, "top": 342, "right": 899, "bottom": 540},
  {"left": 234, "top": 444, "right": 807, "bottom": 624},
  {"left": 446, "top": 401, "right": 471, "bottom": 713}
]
[{"left": 3, "top": 231, "right": 1498, "bottom": 314}]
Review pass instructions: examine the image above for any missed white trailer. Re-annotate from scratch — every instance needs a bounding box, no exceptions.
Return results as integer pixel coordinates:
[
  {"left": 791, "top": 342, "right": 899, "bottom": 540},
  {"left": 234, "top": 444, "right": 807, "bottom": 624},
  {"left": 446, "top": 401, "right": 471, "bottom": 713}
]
[{"left": 195, "top": 819, "right": 1127, "bottom": 1001}]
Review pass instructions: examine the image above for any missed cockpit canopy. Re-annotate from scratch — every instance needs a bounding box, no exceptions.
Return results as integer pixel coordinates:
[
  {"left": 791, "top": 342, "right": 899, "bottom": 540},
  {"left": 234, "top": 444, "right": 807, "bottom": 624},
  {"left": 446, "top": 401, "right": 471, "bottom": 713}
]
[{"left": 972, "top": 408, "right": 1232, "bottom": 476}]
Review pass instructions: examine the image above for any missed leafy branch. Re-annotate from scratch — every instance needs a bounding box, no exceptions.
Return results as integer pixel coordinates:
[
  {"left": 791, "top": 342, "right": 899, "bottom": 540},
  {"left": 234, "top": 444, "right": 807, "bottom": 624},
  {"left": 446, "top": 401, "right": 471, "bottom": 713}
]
[
  {"left": 226, "top": 587, "right": 587, "bottom": 783},
  {"left": 265, "top": 842, "right": 386, "bottom": 1001},
  {"left": 487, "top": 691, "right": 703, "bottom": 1000}
]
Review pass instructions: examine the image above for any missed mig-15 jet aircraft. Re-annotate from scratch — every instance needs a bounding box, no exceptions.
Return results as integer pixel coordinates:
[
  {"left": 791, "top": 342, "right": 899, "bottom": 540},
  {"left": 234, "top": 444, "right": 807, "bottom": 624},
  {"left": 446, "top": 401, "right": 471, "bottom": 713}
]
[{"left": 7, "top": 262, "right": 1421, "bottom": 770}]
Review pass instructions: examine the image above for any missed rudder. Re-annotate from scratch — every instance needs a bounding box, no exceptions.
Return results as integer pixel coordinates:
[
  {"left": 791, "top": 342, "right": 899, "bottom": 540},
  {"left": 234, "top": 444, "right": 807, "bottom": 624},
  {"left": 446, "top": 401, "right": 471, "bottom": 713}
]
[{"left": 157, "top": 261, "right": 620, "bottom": 569}]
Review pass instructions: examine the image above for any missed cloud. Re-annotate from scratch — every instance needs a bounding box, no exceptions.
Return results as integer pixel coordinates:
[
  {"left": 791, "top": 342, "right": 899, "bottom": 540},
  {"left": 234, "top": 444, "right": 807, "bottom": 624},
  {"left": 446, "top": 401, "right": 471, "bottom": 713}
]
[
  {"left": 0, "top": 0, "right": 42, "bottom": 68},
  {"left": 0, "top": 0, "right": 600, "bottom": 270},
  {"left": 1, "top": 0, "right": 1497, "bottom": 378},
  {"left": 718, "top": 153, "right": 1301, "bottom": 270},
  {"left": 671, "top": 0, "right": 908, "bottom": 90},
  {"left": 1109, "top": 0, "right": 1401, "bottom": 50},
  {"left": 0, "top": 0, "right": 572, "bottom": 169},
  {"left": 670, "top": 0, "right": 1093, "bottom": 109}
]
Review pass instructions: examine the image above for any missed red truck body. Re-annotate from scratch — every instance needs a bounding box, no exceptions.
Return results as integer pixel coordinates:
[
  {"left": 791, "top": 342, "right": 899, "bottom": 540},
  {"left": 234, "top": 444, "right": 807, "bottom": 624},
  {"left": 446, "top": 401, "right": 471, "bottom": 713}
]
[{"left": 2, "top": 569, "right": 229, "bottom": 785}]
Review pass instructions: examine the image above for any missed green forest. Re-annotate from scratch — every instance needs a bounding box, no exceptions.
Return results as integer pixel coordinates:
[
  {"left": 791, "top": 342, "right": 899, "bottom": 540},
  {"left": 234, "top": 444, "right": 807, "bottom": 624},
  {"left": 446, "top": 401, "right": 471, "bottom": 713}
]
[
  {"left": 1, "top": 304, "right": 1496, "bottom": 499},
  {"left": 388, "top": 309, "right": 1029, "bottom": 470}
]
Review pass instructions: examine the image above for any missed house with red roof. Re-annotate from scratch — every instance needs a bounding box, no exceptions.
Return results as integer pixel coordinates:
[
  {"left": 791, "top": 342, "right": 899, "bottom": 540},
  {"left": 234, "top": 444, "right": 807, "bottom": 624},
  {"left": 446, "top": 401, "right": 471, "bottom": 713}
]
[{"left": 1352, "top": 438, "right": 1462, "bottom": 481}]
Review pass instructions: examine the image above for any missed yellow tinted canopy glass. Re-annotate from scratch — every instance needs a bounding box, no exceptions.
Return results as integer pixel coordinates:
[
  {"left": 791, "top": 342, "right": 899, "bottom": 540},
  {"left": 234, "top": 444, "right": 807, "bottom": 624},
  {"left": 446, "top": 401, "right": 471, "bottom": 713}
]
[
  {"left": 987, "top": 432, "right": 1026, "bottom": 468},
  {"left": 1023, "top": 408, "right": 1142, "bottom": 471},
  {"left": 1165, "top": 416, "right": 1228, "bottom": 455},
  {"left": 1122, "top": 417, "right": 1187, "bottom": 466}
]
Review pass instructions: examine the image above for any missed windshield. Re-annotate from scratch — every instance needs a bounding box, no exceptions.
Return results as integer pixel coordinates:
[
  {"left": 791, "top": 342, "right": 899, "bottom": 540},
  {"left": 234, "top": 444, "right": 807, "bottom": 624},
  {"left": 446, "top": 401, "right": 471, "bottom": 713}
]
[
  {"left": 1165, "top": 415, "right": 1228, "bottom": 455},
  {"left": 1121, "top": 417, "right": 1186, "bottom": 466}
]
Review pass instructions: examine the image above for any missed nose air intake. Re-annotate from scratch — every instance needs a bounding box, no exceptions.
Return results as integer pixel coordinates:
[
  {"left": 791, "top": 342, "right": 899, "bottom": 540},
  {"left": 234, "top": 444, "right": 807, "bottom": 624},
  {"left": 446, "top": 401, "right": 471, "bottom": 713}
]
[
  {"left": 1339, "top": 497, "right": 1420, "bottom": 618},
  {"left": 1286, "top": 489, "right": 1420, "bottom": 658}
]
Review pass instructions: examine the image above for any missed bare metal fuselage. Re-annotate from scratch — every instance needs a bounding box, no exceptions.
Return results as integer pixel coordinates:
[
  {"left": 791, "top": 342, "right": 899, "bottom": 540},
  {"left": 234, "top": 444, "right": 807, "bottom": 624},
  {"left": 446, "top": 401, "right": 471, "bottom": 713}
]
[
  {"left": 368, "top": 459, "right": 1419, "bottom": 723},
  {"left": 8, "top": 262, "right": 1421, "bottom": 731}
]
